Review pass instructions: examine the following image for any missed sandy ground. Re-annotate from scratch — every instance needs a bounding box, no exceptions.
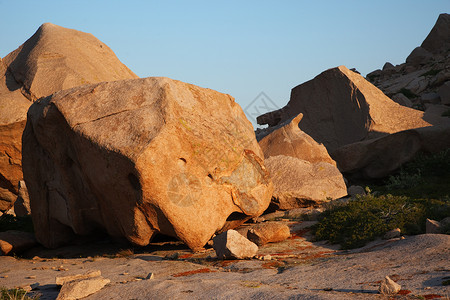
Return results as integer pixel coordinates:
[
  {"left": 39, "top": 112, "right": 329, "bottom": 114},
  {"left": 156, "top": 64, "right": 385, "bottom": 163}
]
[{"left": 0, "top": 220, "right": 449, "bottom": 299}]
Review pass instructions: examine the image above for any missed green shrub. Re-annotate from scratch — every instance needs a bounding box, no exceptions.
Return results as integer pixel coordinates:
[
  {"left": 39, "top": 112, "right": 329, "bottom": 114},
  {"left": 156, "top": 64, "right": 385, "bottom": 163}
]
[
  {"left": 313, "top": 194, "right": 450, "bottom": 249},
  {"left": 386, "top": 169, "right": 422, "bottom": 190}
]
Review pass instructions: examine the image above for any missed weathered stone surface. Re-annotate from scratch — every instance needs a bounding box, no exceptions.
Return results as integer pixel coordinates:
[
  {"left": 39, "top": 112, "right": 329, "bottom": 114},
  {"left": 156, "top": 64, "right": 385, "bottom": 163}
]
[
  {"left": 257, "top": 66, "right": 432, "bottom": 152},
  {"left": 383, "top": 228, "right": 401, "bottom": 240},
  {"left": 13, "top": 181, "right": 31, "bottom": 217},
  {"left": 421, "top": 13, "right": 450, "bottom": 54},
  {"left": 213, "top": 229, "right": 258, "bottom": 259},
  {"left": 0, "top": 23, "right": 138, "bottom": 211},
  {"left": 426, "top": 219, "right": 441, "bottom": 234},
  {"left": 56, "top": 270, "right": 102, "bottom": 286},
  {"left": 247, "top": 223, "right": 290, "bottom": 246},
  {"left": 332, "top": 125, "right": 450, "bottom": 179},
  {"left": 378, "top": 276, "right": 401, "bottom": 295},
  {"left": 0, "top": 230, "right": 37, "bottom": 255},
  {"left": 382, "top": 62, "right": 395, "bottom": 71},
  {"left": 56, "top": 276, "right": 110, "bottom": 300},
  {"left": 265, "top": 155, "right": 347, "bottom": 209},
  {"left": 258, "top": 114, "right": 336, "bottom": 166},
  {"left": 23, "top": 77, "right": 273, "bottom": 250},
  {"left": 3, "top": 23, "right": 138, "bottom": 101}
]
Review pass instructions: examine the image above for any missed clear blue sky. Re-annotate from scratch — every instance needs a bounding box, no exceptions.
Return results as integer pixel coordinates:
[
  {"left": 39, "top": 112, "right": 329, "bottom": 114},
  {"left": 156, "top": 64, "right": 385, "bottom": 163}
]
[{"left": 1, "top": 1, "right": 448, "bottom": 126}]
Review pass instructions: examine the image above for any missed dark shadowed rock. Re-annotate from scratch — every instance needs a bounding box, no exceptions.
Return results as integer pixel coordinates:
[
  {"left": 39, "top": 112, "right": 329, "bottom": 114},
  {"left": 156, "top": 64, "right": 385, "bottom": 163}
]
[
  {"left": 23, "top": 77, "right": 272, "bottom": 250},
  {"left": 0, "top": 230, "right": 37, "bottom": 255}
]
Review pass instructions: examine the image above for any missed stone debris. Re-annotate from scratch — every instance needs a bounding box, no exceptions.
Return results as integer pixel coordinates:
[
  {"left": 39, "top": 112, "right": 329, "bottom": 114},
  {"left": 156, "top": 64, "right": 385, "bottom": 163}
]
[
  {"left": 56, "top": 276, "right": 110, "bottom": 300},
  {"left": 213, "top": 230, "right": 258, "bottom": 259},
  {"left": 378, "top": 276, "right": 401, "bottom": 295},
  {"left": 383, "top": 228, "right": 401, "bottom": 240},
  {"left": 426, "top": 219, "right": 442, "bottom": 234},
  {"left": 56, "top": 270, "right": 102, "bottom": 286},
  {"left": 247, "top": 223, "right": 291, "bottom": 246}
]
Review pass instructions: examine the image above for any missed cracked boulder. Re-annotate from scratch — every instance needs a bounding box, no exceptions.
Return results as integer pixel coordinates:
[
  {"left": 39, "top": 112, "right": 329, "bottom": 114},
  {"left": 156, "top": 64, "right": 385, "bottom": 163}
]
[
  {"left": 23, "top": 77, "right": 273, "bottom": 250},
  {"left": 0, "top": 23, "right": 138, "bottom": 211}
]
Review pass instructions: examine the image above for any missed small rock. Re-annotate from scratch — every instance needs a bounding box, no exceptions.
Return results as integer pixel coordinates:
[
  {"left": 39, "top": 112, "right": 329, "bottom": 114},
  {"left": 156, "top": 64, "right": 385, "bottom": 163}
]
[
  {"left": 426, "top": 218, "right": 441, "bottom": 234},
  {"left": 146, "top": 272, "right": 155, "bottom": 280},
  {"left": 378, "top": 276, "right": 401, "bottom": 295},
  {"left": 30, "top": 283, "right": 40, "bottom": 290},
  {"left": 56, "top": 270, "right": 102, "bottom": 286},
  {"left": 262, "top": 255, "right": 272, "bottom": 261},
  {"left": 120, "top": 272, "right": 129, "bottom": 276},
  {"left": 213, "top": 230, "right": 258, "bottom": 259},
  {"left": 164, "top": 252, "right": 179, "bottom": 260},
  {"left": 247, "top": 223, "right": 291, "bottom": 246},
  {"left": 26, "top": 275, "right": 36, "bottom": 279},
  {"left": 56, "top": 276, "right": 110, "bottom": 300},
  {"left": 347, "top": 185, "right": 366, "bottom": 198},
  {"left": 383, "top": 228, "right": 401, "bottom": 240}
]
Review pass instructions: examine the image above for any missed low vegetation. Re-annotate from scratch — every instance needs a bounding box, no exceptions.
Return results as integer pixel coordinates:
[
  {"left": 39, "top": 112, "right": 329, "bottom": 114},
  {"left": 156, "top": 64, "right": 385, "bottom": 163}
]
[
  {"left": 313, "top": 149, "right": 450, "bottom": 249},
  {"left": 0, "top": 287, "right": 38, "bottom": 300}
]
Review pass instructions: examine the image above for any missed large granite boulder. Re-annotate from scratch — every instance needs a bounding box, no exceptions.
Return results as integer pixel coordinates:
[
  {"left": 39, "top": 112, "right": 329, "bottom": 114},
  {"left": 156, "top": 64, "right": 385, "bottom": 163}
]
[
  {"left": 0, "top": 23, "right": 138, "bottom": 211},
  {"left": 3, "top": 23, "right": 138, "bottom": 101},
  {"left": 257, "top": 66, "right": 432, "bottom": 153},
  {"left": 332, "top": 125, "right": 450, "bottom": 179},
  {"left": 258, "top": 114, "right": 347, "bottom": 209},
  {"left": 23, "top": 77, "right": 273, "bottom": 250}
]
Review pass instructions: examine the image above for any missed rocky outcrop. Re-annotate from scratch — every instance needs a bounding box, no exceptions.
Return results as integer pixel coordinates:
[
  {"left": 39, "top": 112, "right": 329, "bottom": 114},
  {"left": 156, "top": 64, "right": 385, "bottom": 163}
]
[
  {"left": 265, "top": 155, "right": 347, "bottom": 209},
  {"left": 0, "top": 23, "right": 138, "bottom": 211},
  {"left": 56, "top": 276, "right": 110, "bottom": 300},
  {"left": 332, "top": 125, "right": 450, "bottom": 179},
  {"left": 258, "top": 66, "right": 433, "bottom": 152},
  {"left": 367, "top": 14, "right": 450, "bottom": 110},
  {"left": 258, "top": 114, "right": 347, "bottom": 208},
  {"left": 23, "top": 77, "right": 273, "bottom": 250}
]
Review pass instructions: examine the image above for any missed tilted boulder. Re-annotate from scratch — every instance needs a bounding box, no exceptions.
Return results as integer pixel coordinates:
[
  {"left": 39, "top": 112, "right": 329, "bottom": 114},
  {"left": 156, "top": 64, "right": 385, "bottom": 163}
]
[
  {"left": 258, "top": 114, "right": 347, "bottom": 209},
  {"left": 258, "top": 114, "right": 336, "bottom": 166},
  {"left": 23, "top": 77, "right": 273, "bottom": 250},
  {"left": 257, "top": 66, "right": 432, "bottom": 152},
  {"left": 0, "top": 23, "right": 138, "bottom": 211},
  {"left": 213, "top": 229, "right": 258, "bottom": 259},
  {"left": 332, "top": 125, "right": 450, "bottom": 179},
  {"left": 247, "top": 222, "right": 291, "bottom": 246}
]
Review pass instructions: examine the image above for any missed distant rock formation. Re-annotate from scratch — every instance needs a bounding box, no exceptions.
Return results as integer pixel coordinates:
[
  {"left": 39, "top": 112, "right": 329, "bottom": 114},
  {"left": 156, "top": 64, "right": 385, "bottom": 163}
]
[
  {"left": 0, "top": 23, "right": 138, "bottom": 212},
  {"left": 23, "top": 77, "right": 273, "bottom": 250},
  {"left": 367, "top": 13, "right": 450, "bottom": 110},
  {"left": 257, "top": 65, "right": 433, "bottom": 153}
]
